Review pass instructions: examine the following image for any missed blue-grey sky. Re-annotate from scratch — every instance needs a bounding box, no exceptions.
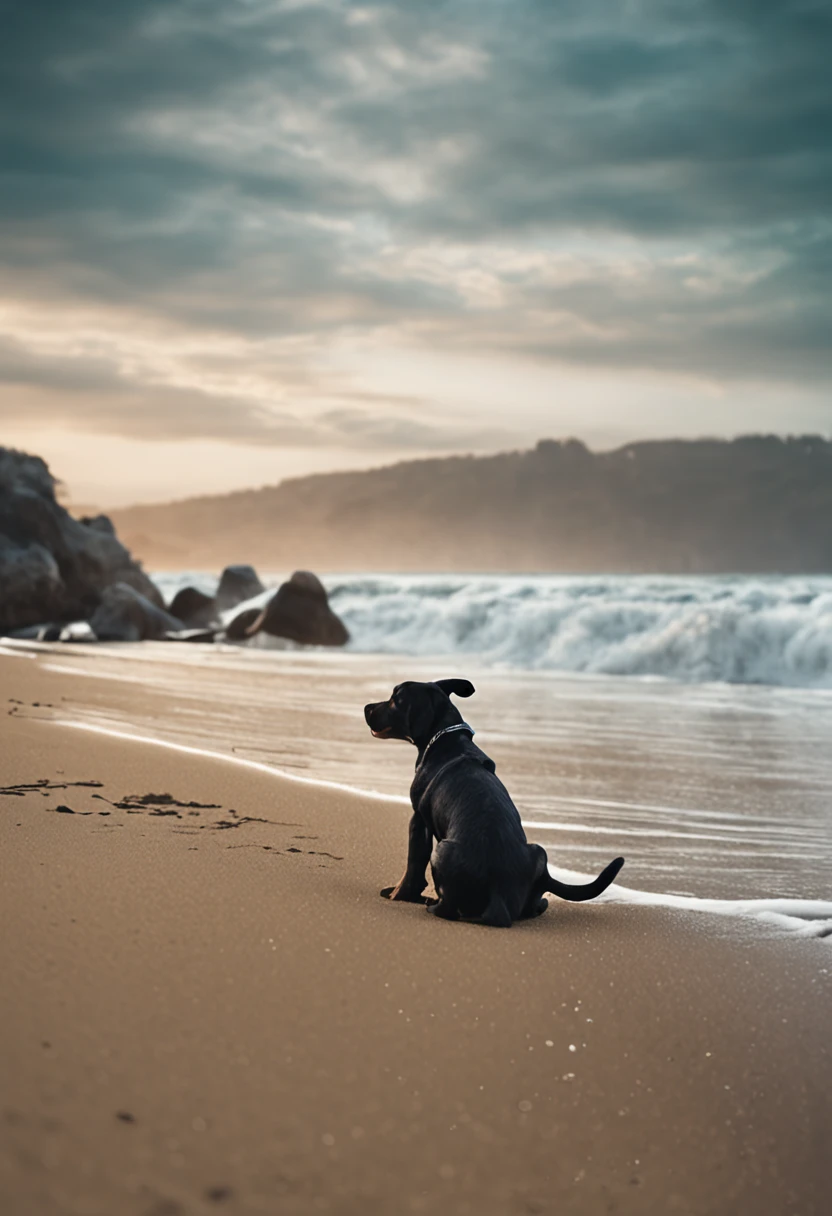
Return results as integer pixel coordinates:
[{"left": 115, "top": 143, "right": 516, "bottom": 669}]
[{"left": 1, "top": 0, "right": 830, "bottom": 503}]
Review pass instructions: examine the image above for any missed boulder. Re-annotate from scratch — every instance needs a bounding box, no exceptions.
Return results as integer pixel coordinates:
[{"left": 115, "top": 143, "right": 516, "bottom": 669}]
[
  {"left": 0, "top": 541, "right": 63, "bottom": 634},
  {"left": 90, "top": 583, "right": 185, "bottom": 642},
  {"left": 79, "top": 514, "right": 117, "bottom": 535},
  {"left": 0, "top": 447, "right": 164, "bottom": 634},
  {"left": 258, "top": 570, "right": 348, "bottom": 646},
  {"left": 215, "top": 565, "right": 265, "bottom": 613},
  {"left": 286, "top": 569, "right": 327, "bottom": 597},
  {"left": 168, "top": 586, "right": 218, "bottom": 628},
  {"left": 4, "top": 620, "right": 63, "bottom": 642}
]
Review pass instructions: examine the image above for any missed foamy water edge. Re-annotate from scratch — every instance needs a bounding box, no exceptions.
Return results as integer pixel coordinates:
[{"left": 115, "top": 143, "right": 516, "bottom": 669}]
[{"left": 52, "top": 719, "right": 832, "bottom": 943}]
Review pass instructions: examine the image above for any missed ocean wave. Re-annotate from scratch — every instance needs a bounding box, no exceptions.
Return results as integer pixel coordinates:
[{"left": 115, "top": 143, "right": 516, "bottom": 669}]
[
  {"left": 152, "top": 571, "right": 832, "bottom": 687},
  {"left": 327, "top": 574, "right": 832, "bottom": 687}
]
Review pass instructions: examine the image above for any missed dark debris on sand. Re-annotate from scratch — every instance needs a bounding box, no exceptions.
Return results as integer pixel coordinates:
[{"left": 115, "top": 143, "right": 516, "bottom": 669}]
[
  {"left": 1, "top": 779, "right": 104, "bottom": 798},
  {"left": 95, "top": 792, "right": 222, "bottom": 812},
  {"left": 205, "top": 1186, "right": 233, "bottom": 1203},
  {"left": 211, "top": 808, "right": 282, "bottom": 830},
  {"left": 9, "top": 781, "right": 332, "bottom": 854}
]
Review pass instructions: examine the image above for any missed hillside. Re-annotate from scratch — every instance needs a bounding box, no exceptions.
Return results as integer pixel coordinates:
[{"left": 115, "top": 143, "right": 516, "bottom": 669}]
[{"left": 109, "top": 435, "right": 832, "bottom": 574}]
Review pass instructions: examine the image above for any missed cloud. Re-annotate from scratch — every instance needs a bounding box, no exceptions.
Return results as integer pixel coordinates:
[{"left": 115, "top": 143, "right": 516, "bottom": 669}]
[
  {"left": 0, "top": 0, "right": 830, "bottom": 452},
  {"left": 0, "top": 327, "right": 505, "bottom": 451}
]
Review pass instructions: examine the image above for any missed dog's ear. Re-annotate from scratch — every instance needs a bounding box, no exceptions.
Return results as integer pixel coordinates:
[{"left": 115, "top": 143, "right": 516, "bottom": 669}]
[{"left": 434, "top": 678, "right": 475, "bottom": 699}]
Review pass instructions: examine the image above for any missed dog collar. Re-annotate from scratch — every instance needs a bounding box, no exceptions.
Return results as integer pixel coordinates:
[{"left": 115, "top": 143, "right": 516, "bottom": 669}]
[{"left": 418, "top": 721, "right": 475, "bottom": 764}]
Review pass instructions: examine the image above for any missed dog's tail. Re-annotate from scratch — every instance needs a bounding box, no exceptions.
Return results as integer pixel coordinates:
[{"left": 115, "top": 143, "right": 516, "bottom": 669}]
[{"left": 546, "top": 856, "right": 624, "bottom": 902}]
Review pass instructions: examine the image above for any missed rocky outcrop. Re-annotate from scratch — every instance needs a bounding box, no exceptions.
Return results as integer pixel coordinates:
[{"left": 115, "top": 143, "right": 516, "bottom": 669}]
[
  {"left": 90, "top": 583, "right": 185, "bottom": 642},
  {"left": 167, "top": 567, "right": 267, "bottom": 630},
  {"left": 0, "top": 447, "right": 164, "bottom": 634},
  {"left": 0, "top": 542, "right": 63, "bottom": 633},
  {"left": 0, "top": 448, "right": 348, "bottom": 649},
  {"left": 215, "top": 565, "right": 264, "bottom": 613},
  {"left": 256, "top": 570, "right": 349, "bottom": 646},
  {"left": 168, "top": 586, "right": 218, "bottom": 628},
  {"left": 5, "top": 620, "right": 65, "bottom": 642}
]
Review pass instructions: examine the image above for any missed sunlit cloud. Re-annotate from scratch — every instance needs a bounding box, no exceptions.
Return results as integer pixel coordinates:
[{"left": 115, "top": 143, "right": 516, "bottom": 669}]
[{"left": 1, "top": 0, "right": 829, "bottom": 500}]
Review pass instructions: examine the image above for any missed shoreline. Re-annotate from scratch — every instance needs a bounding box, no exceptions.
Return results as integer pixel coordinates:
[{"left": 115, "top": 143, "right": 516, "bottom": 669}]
[
  {"left": 37, "top": 715, "right": 832, "bottom": 945},
  {"left": 3, "top": 639, "right": 832, "bottom": 927},
  {"left": 2, "top": 654, "right": 832, "bottom": 1214}
]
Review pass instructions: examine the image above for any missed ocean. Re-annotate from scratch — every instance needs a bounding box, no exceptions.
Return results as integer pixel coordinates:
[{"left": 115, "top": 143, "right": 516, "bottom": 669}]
[
  {"left": 10, "top": 571, "right": 832, "bottom": 939},
  {"left": 160, "top": 571, "right": 832, "bottom": 687}
]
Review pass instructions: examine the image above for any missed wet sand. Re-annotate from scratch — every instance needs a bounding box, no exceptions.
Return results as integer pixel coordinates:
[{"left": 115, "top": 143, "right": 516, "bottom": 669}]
[
  {"left": 6, "top": 636, "right": 832, "bottom": 902},
  {"left": 1, "top": 654, "right": 831, "bottom": 1215}
]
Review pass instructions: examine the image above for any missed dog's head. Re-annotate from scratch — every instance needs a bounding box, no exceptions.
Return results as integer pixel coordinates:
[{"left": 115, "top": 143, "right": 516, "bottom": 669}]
[{"left": 364, "top": 678, "right": 475, "bottom": 747}]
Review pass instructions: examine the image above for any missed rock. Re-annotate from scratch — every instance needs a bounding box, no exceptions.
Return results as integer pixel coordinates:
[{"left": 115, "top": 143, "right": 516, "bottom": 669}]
[
  {"left": 215, "top": 565, "right": 265, "bottom": 613},
  {"left": 0, "top": 447, "right": 164, "bottom": 634},
  {"left": 258, "top": 570, "right": 348, "bottom": 646},
  {"left": 78, "top": 514, "right": 117, "bottom": 535},
  {"left": 4, "top": 620, "right": 63, "bottom": 642},
  {"left": 286, "top": 569, "right": 327, "bottom": 597},
  {"left": 168, "top": 586, "right": 217, "bottom": 628},
  {"left": 90, "top": 583, "right": 185, "bottom": 642},
  {"left": 224, "top": 606, "right": 265, "bottom": 640},
  {"left": 0, "top": 542, "right": 63, "bottom": 634}
]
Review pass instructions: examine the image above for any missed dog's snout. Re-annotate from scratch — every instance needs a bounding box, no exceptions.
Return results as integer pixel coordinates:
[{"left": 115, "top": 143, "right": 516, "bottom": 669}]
[{"left": 365, "top": 701, "right": 386, "bottom": 727}]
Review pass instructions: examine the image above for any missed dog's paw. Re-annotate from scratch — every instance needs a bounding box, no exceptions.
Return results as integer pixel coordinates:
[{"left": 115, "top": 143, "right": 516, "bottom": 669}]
[{"left": 382, "top": 886, "right": 432, "bottom": 903}]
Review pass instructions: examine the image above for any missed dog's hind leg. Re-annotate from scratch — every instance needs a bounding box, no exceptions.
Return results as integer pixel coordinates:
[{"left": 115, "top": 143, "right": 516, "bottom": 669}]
[
  {"left": 427, "top": 898, "right": 460, "bottom": 921},
  {"left": 518, "top": 844, "right": 550, "bottom": 920},
  {"left": 427, "top": 840, "right": 468, "bottom": 921},
  {"left": 477, "top": 886, "right": 513, "bottom": 928}
]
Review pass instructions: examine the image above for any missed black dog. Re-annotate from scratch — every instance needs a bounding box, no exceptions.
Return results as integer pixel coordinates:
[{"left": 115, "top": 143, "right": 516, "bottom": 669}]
[{"left": 364, "top": 678, "right": 624, "bottom": 928}]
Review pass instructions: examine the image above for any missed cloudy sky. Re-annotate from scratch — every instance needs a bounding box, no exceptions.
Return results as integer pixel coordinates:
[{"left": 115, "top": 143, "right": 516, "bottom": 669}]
[{"left": 2, "top": 0, "right": 830, "bottom": 505}]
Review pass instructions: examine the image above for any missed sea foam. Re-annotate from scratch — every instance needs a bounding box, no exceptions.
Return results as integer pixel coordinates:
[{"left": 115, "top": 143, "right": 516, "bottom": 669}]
[
  {"left": 324, "top": 574, "right": 832, "bottom": 687},
  {"left": 152, "top": 570, "right": 832, "bottom": 686}
]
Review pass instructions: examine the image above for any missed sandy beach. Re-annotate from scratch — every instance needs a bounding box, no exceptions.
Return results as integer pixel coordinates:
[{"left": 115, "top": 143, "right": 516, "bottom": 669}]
[
  {"left": 2, "top": 652, "right": 831, "bottom": 1216},
  {"left": 6, "top": 0, "right": 831, "bottom": 1208}
]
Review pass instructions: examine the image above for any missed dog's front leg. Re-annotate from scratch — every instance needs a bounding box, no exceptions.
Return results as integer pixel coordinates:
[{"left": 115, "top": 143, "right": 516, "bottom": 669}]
[{"left": 381, "top": 813, "right": 432, "bottom": 902}]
